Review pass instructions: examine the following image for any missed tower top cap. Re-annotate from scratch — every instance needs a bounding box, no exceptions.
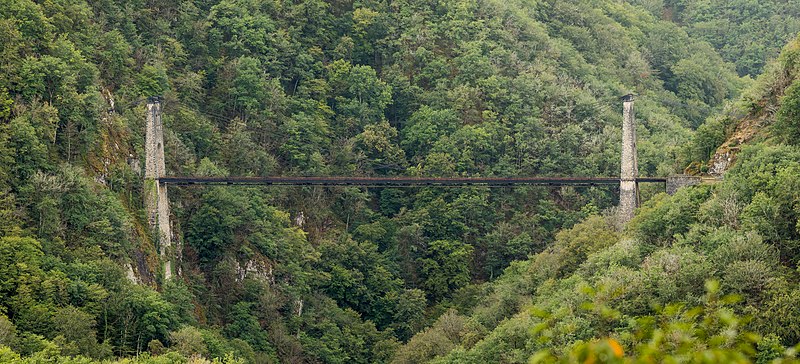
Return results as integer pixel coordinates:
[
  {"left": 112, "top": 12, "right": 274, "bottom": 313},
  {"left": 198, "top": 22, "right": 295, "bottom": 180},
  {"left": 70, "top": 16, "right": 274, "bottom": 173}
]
[{"left": 620, "top": 94, "right": 636, "bottom": 102}]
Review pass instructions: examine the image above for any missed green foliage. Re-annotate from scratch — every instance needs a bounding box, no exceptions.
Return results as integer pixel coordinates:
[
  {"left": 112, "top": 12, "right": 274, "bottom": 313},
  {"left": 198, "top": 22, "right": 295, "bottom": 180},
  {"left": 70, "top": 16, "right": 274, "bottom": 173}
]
[
  {"left": 753, "top": 286, "right": 800, "bottom": 346},
  {"left": 0, "top": 87, "right": 12, "bottom": 120},
  {"left": 551, "top": 215, "right": 619, "bottom": 278},
  {"left": 316, "top": 238, "right": 425, "bottom": 338},
  {"left": 279, "top": 111, "right": 331, "bottom": 173},
  {"left": 397, "top": 124, "right": 800, "bottom": 361},
  {"left": 691, "top": 114, "right": 736, "bottom": 161},
  {"left": 223, "top": 303, "right": 272, "bottom": 353},
  {"left": 109, "top": 284, "right": 180, "bottom": 353},
  {"left": 161, "top": 280, "right": 196, "bottom": 326},
  {"left": 631, "top": 0, "right": 800, "bottom": 77},
  {"left": 135, "top": 64, "right": 170, "bottom": 97},
  {"left": 482, "top": 221, "right": 543, "bottom": 279},
  {"left": 671, "top": 51, "right": 739, "bottom": 108},
  {"left": 327, "top": 60, "right": 392, "bottom": 135},
  {"left": 0, "top": 236, "right": 44, "bottom": 305},
  {"left": 418, "top": 240, "right": 474, "bottom": 302},
  {"left": 531, "top": 281, "right": 766, "bottom": 363},
  {"left": 0, "top": 315, "right": 15, "bottom": 348},
  {"left": 401, "top": 107, "right": 459, "bottom": 162},
  {"left": 353, "top": 121, "right": 407, "bottom": 172},
  {"left": 628, "top": 186, "right": 712, "bottom": 248},
  {"left": 297, "top": 295, "right": 400, "bottom": 364},
  {"left": 0, "top": 0, "right": 793, "bottom": 362},
  {"left": 4, "top": 118, "right": 49, "bottom": 190},
  {"left": 391, "top": 310, "right": 482, "bottom": 364},
  {"left": 219, "top": 119, "right": 276, "bottom": 176},
  {"left": 52, "top": 306, "right": 110, "bottom": 358},
  {"left": 774, "top": 80, "right": 800, "bottom": 144}
]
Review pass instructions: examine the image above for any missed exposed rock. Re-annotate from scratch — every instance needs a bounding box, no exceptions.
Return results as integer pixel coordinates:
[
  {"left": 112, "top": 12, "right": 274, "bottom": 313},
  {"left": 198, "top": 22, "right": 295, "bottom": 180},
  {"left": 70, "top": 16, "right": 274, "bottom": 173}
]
[
  {"left": 294, "top": 211, "right": 306, "bottom": 227},
  {"left": 125, "top": 263, "right": 139, "bottom": 284},
  {"left": 235, "top": 258, "right": 275, "bottom": 284},
  {"left": 708, "top": 148, "right": 737, "bottom": 176}
]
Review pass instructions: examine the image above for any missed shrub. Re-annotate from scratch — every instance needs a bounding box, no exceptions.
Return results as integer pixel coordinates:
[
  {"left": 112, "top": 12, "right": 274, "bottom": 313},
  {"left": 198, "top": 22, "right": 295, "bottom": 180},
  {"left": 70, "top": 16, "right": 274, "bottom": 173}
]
[
  {"left": 774, "top": 80, "right": 800, "bottom": 144},
  {"left": 722, "top": 260, "right": 775, "bottom": 298}
]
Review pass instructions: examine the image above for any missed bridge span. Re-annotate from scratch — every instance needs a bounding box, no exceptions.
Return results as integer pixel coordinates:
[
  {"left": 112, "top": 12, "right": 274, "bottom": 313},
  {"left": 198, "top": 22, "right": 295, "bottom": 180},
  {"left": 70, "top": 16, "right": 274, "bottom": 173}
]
[{"left": 158, "top": 176, "right": 668, "bottom": 187}]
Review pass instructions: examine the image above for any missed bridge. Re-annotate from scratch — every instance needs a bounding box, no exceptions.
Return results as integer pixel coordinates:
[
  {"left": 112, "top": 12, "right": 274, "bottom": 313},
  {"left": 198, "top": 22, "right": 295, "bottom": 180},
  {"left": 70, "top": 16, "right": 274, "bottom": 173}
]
[
  {"left": 158, "top": 176, "right": 668, "bottom": 187},
  {"left": 143, "top": 95, "right": 701, "bottom": 280}
]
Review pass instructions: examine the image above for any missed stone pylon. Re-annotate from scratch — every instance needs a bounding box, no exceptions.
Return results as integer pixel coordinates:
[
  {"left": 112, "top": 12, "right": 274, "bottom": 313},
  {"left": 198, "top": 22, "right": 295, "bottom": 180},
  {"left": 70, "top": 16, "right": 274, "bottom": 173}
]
[
  {"left": 144, "top": 97, "right": 173, "bottom": 280},
  {"left": 619, "top": 94, "right": 639, "bottom": 224}
]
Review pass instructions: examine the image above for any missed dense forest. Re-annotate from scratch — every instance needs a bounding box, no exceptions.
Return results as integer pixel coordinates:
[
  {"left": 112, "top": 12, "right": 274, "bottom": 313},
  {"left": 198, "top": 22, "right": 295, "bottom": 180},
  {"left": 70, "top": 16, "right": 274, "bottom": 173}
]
[
  {"left": 630, "top": 0, "right": 800, "bottom": 77},
  {"left": 1, "top": 0, "right": 800, "bottom": 363},
  {"left": 391, "top": 36, "right": 800, "bottom": 362}
]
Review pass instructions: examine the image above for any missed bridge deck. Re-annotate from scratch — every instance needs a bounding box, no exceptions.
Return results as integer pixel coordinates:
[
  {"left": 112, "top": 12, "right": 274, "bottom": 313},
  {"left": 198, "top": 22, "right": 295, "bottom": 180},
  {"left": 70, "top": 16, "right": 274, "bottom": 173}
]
[{"left": 159, "top": 176, "right": 667, "bottom": 187}]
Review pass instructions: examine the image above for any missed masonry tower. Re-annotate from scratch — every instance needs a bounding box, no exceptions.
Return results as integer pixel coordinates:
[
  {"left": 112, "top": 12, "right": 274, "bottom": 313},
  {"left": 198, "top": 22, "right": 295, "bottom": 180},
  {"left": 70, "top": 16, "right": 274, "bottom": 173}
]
[
  {"left": 619, "top": 94, "right": 639, "bottom": 223},
  {"left": 144, "top": 97, "right": 173, "bottom": 280}
]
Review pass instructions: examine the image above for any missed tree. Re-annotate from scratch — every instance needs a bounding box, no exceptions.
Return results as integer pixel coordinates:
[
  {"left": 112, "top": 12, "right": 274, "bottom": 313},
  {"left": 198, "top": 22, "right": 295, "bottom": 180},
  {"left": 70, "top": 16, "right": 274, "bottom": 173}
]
[
  {"left": 0, "top": 87, "right": 12, "bottom": 120},
  {"left": 4, "top": 118, "right": 48, "bottom": 190},
  {"left": 484, "top": 224, "right": 538, "bottom": 279},
  {"left": 187, "top": 187, "right": 248, "bottom": 263},
  {"left": 327, "top": 60, "right": 392, "bottom": 136},
  {"left": 280, "top": 111, "right": 331, "bottom": 173},
  {"left": 671, "top": 51, "right": 737, "bottom": 108},
  {"left": 629, "top": 186, "right": 712, "bottom": 248},
  {"left": 316, "top": 238, "right": 422, "bottom": 334},
  {"left": 0, "top": 314, "right": 15, "bottom": 349},
  {"left": 400, "top": 107, "right": 458, "bottom": 162},
  {"left": 207, "top": 0, "right": 284, "bottom": 64},
  {"left": 418, "top": 240, "right": 474, "bottom": 301},
  {"left": 169, "top": 326, "right": 207, "bottom": 358},
  {"left": 224, "top": 302, "right": 271, "bottom": 353},
  {"left": 110, "top": 285, "right": 179, "bottom": 355},
  {"left": 353, "top": 121, "right": 407, "bottom": 173},
  {"left": 775, "top": 80, "right": 800, "bottom": 144},
  {"left": 220, "top": 119, "right": 276, "bottom": 176},
  {"left": 135, "top": 63, "right": 170, "bottom": 97},
  {"left": 0, "top": 237, "right": 43, "bottom": 306},
  {"left": 231, "top": 56, "right": 269, "bottom": 116},
  {"left": 52, "top": 306, "right": 109, "bottom": 358}
]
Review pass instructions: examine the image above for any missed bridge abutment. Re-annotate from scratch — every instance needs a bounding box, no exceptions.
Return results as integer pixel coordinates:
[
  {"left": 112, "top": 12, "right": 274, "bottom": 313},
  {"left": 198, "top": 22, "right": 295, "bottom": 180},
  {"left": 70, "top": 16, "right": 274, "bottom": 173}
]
[
  {"left": 144, "top": 97, "right": 173, "bottom": 280},
  {"left": 666, "top": 175, "right": 702, "bottom": 195}
]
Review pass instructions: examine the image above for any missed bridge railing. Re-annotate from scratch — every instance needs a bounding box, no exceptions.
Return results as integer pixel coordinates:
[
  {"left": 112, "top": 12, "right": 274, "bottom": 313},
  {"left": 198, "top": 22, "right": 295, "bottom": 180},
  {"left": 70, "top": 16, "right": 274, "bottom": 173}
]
[{"left": 158, "top": 176, "right": 668, "bottom": 187}]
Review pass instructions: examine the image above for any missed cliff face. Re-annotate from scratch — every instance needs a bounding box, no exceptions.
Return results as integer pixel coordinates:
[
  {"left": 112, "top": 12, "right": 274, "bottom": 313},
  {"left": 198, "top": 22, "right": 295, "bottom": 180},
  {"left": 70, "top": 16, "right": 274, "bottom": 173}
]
[
  {"left": 707, "top": 116, "right": 760, "bottom": 176},
  {"left": 701, "top": 36, "right": 800, "bottom": 176}
]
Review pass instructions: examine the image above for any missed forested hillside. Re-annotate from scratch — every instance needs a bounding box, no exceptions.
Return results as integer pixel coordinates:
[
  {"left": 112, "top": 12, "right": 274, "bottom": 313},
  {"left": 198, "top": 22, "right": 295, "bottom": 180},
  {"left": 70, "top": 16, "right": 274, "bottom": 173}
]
[
  {"left": 392, "top": 36, "right": 800, "bottom": 363},
  {"left": 0, "top": 0, "right": 793, "bottom": 363},
  {"left": 628, "top": 0, "right": 800, "bottom": 77}
]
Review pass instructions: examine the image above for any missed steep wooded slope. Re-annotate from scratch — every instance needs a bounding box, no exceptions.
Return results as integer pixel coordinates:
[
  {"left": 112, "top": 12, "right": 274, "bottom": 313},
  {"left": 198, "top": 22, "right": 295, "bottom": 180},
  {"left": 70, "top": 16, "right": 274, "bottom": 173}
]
[
  {"left": 0, "top": 0, "right": 763, "bottom": 362},
  {"left": 628, "top": 0, "right": 800, "bottom": 77},
  {"left": 394, "top": 35, "right": 800, "bottom": 363}
]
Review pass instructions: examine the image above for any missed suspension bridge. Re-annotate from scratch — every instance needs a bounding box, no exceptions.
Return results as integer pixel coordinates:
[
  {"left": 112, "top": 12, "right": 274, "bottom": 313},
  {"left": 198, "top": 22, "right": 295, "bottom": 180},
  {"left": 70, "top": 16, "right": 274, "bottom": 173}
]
[{"left": 143, "top": 95, "right": 702, "bottom": 280}]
